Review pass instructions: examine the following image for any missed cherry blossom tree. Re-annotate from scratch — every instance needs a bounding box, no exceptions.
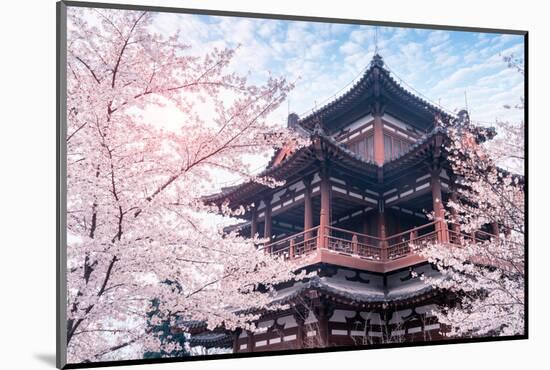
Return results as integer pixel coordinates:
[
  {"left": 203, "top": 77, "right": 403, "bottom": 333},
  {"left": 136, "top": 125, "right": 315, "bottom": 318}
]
[
  {"left": 65, "top": 7, "right": 306, "bottom": 363},
  {"left": 420, "top": 69, "right": 525, "bottom": 338}
]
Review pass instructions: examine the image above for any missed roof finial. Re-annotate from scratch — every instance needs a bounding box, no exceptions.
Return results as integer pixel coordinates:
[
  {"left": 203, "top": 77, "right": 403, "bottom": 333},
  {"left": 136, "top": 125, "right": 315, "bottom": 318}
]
[
  {"left": 371, "top": 27, "right": 384, "bottom": 69},
  {"left": 374, "top": 26, "right": 379, "bottom": 55},
  {"left": 371, "top": 53, "right": 384, "bottom": 68},
  {"left": 457, "top": 109, "right": 470, "bottom": 125},
  {"left": 287, "top": 96, "right": 290, "bottom": 118},
  {"left": 312, "top": 115, "right": 325, "bottom": 136}
]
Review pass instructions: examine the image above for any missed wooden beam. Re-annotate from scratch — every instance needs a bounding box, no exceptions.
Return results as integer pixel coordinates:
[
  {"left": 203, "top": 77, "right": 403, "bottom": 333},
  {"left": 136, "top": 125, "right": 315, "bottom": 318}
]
[
  {"left": 232, "top": 328, "right": 242, "bottom": 353},
  {"left": 430, "top": 168, "right": 448, "bottom": 243},
  {"left": 318, "top": 163, "right": 331, "bottom": 248},
  {"left": 373, "top": 114, "right": 385, "bottom": 166},
  {"left": 304, "top": 176, "right": 313, "bottom": 239},
  {"left": 250, "top": 206, "right": 257, "bottom": 238},
  {"left": 246, "top": 330, "right": 255, "bottom": 353},
  {"left": 315, "top": 304, "right": 329, "bottom": 347},
  {"left": 264, "top": 196, "right": 272, "bottom": 243},
  {"left": 490, "top": 222, "right": 500, "bottom": 238}
]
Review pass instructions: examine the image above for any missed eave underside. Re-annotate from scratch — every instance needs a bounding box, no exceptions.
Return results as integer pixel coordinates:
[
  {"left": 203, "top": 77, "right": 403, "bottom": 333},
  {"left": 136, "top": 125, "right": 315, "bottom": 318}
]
[{"left": 203, "top": 131, "right": 447, "bottom": 211}]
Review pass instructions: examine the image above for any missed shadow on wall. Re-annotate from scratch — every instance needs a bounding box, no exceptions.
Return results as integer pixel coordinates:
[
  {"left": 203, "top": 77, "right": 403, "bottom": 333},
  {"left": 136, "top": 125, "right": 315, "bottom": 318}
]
[{"left": 34, "top": 353, "right": 56, "bottom": 367}]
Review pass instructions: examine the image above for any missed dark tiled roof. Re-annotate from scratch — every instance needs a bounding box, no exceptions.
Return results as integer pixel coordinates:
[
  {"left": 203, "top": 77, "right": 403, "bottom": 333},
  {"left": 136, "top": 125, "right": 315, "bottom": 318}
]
[
  {"left": 270, "top": 264, "right": 442, "bottom": 306},
  {"left": 188, "top": 331, "right": 232, "bottom": 348},
  {"left": 297, "top": 55, "right": 453, "bottom": 132},
  {"left": 201, "top": 130, "right": 442, "bottom": 207}
]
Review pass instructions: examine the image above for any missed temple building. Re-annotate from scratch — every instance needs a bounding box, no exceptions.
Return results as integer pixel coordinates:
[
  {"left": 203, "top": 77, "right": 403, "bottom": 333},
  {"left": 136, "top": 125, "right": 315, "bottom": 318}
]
[{"left": 199, "top": 54, "right": 499, "bottom": 353}]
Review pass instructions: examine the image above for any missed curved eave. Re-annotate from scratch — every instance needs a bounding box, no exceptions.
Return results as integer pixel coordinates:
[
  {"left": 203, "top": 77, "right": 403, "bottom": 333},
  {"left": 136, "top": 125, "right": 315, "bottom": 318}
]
[
  {"left": 298, "top": 64, "right": 453, "bottom": 132},
  {"left": 380, "top": 69, "right": 453, "bottom": 122},
  {"left": 202, "top": 145, "right": 317, "bottom": 207},
  {"left": 202, "top": 135, "right": 380, "bottom": 208},
  {"left": 314, "top": 285, "right": 440, "bottom": 309},
  {"left": 299, "top": 67, "right": 374, "bottom": 130},
  {"left": 383, "top": 128, "right": 447, "bottom": 179},
  {"left": 263, "top": 279, "right": 441, "bottom": 314},
  {"left": 188, "top": 332, "right": 232, "bottom": 348}
]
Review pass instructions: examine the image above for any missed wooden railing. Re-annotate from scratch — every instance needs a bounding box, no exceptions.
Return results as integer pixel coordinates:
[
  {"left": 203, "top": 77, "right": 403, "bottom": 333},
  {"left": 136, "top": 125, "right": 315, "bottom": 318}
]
[
  {"left": 259, "top": 226, "right": 320, "bottom": 260},
  {"left": 260, "top": 220, "right": 498, "bottom": 263},
  {"left": 385, "top": 221, "right": 440, "bottom": 260},
  {"left": 448, "top": 228, "right": 494, "bottom": 245},
  {"left": 325, "top": 226, "right": 383, "bottom": 260}
]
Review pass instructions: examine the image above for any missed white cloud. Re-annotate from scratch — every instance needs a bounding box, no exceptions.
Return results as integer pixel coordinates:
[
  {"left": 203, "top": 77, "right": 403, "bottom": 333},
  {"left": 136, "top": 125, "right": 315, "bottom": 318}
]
[
  {"left": 145, "top": 10, "right": 524, "bottom": 153},
  {"left": 427, "top": 30, "right": 450, "bottom": 46},
  {"left": 339, "top": 41, "right": 361, "bottom": 55}
]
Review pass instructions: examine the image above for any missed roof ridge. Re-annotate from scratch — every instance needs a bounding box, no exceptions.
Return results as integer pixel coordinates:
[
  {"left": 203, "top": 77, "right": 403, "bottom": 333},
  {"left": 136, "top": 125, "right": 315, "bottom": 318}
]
[{"left": 296, "top": 54, "right": 454, "bottom": 130}]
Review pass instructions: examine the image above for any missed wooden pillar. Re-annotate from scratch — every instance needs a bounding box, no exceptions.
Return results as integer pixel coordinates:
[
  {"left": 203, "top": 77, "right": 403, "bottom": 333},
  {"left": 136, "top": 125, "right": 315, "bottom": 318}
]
[
  {"left": 395, "top": 210, "right": 401, "bottom": 234},
  {"left": 304, "top": 176, "right": 313, "bottom": 240},
  {"left": 316, "top": 305, "right": 329, "bottom": 347},
  {"left": 232, "top": 328, "right": 242, "bottom": 353},
  {"left": 318, "top": 164, "right": 331, "bottom": 248},
  {"left": 377, "top": 199, "right": 388, "bottom": 259},
  {"left": 449, "top": 192, "right": 460, "bottom": 229},
  {"left": 431, "top": 168, "right": 448, "bottom": 243},
  {"left": 377, "top": 209, "right": 386, "bottom": 239},
  {"left": 264, "top": 197, "right": 272, "bottom": 254},
  {"left": 362, "top": 214, "right": 370, "bottom": 235},
  {"left": 409, "top": 230, "right": 418, "bottom": 244},
  {"left": 264, "top": 196, "right": 273, "bottom": 252},
  {"left": 250, "top": 207, "right": 258, "bottom": 238},
  {"left": 490, "top": 222, "right": 500, "bottom": 238},
  {"left": 373, "top": 114, "right": 385, "bottom": 166},
  {"left": 293, "top": 308, "right": 306, "bottom": 349},
  {"left": 448, "top": 191, "right": 460, "bottom": 244},
  {"left": 246, "top": 330, "right": 255, "bottom": 353}
]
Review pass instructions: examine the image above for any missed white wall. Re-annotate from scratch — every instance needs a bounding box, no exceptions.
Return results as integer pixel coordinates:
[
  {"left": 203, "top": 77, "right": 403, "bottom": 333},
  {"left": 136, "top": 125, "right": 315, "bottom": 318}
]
[{"left": 0, "top": 1, "right": 546, "bottom": 370}]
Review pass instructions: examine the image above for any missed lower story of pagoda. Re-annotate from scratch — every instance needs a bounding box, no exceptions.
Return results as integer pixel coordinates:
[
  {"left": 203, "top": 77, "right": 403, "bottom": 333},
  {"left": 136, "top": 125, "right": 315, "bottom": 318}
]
[{"left": 232, "top": 263, "right": 452, "bottom": 353}]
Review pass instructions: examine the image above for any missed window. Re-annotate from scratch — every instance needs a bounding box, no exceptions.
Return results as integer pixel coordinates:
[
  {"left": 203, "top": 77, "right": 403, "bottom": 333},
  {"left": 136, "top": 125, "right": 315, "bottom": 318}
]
[
  {"left": 384, "top": 134, "right": 392, "bottom": 160},
  {"left": 346, "top": 134, "right": 410, "bottom": 162},
  {"left": 346, "top": 135, "right": 374, "bottom": 162},
  {"left": 384, "top": 134, "right": 411, "bottom": 161},
  {"left": 366, "top": 135, "right": 374, "bottom": 161}
]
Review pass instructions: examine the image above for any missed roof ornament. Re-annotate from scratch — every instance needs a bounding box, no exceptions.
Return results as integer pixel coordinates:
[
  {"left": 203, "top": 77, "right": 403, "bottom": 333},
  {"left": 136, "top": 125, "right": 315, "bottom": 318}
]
[
  {"left": 371, "top": 53, "right": 384, "bottom": 68},
  {"left": 371, "top": 26, "right": 385, "bottom": 68},
  {"left": 312, "top": 115, "right": 326, "bottom": 136},
  {"left": 457, "top": 109, "right": 470, "bottom": 125},
  {"left": 374, "top": 26, "right": 380, "bottom": 55},
  {"left": 287, "top": 112, "right": 299, "bottom": 129}
]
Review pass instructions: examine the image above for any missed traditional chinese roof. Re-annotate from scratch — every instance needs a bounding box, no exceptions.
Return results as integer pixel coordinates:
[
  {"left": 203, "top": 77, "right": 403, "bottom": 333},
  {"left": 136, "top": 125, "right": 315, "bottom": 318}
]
[
  {"left": 202, "top": 133, "right": 383, "bottom": 208},
  {"left": 270, "top": 264, "right": 442, "bottom": 309},
  {"left": 202, "top": 128, "right": 446, "bottom": 209},
  {"left": 297, "top": 54, "right": 453, "bottom": 135},
  {"left": 188, "top": 331, "right": 233, "bottom": 349},
  {"left": 202, "top": 54, "right": 498, "bottom": 210},
  {"left": 177, "top": 264, "right": 443, "bottom": 342},
  {"left": 177, "top": 319, "right": 207, "bottom": 334}
]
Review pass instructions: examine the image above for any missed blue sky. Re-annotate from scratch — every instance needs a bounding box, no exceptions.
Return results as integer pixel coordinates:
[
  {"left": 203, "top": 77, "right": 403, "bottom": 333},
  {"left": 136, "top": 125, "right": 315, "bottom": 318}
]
[{"left": 152, "top": 12, "right": 525, "bottom": 126}]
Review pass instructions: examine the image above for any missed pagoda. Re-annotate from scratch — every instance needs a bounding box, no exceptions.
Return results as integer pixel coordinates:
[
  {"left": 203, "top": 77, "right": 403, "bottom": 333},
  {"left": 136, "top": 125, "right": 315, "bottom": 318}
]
[{"left": 201, "top": 54, "right": 499, "bottom": 352}]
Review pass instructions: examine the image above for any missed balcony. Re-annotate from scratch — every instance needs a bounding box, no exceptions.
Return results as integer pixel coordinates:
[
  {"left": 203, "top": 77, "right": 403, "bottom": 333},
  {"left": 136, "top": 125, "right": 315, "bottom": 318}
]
[{"left": 259, "top": 221, "right": 495, "bottom": 273}]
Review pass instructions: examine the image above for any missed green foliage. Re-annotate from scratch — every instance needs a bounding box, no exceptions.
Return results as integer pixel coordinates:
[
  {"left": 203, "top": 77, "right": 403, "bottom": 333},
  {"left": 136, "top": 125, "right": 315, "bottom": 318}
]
[{"left": 143, "top": 282, "right": 190, "bottom": 359}]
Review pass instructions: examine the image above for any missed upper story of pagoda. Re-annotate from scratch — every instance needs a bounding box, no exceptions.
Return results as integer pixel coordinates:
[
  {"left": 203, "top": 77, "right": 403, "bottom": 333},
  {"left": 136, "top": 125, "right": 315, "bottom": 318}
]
[
  {"left": 290, "top": 54, "right": 452, "bottom": 165},
  {"left": 205, "top": 54, "right": 458, "bottom": 207},
  {"left": 203, "top": 54, "right": 498, "bottom": 274}
]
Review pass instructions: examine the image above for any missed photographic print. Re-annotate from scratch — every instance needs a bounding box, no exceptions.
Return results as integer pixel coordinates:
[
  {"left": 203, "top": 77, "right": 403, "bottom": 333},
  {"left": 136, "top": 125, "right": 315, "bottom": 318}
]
[{"left": 57, "top": 1, "right": 526, "bottom": 368}]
